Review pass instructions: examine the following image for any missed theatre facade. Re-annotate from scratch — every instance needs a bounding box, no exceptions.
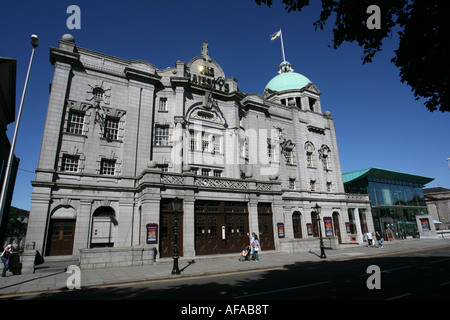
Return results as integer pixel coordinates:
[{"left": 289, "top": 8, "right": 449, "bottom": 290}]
[{"left": 25, "top": 35, "right": 371, "bottom": 268}]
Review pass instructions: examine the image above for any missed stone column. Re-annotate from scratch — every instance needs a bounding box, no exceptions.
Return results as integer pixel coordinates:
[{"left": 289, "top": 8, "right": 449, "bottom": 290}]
[
  {"left": 73, "top": 199, "right": 92, "bottom": 254},
  {"left": 182, "top": 195, "right": 196, "bottom": 257},
  {"left": 354, "top": 208, "right": 363, "bottom": 243},
  {"left": 248, "top": 200, "right": 259, "bottom": 236},
  {"left": 173, "top": 116, "right": 185, "bottom": 173}
]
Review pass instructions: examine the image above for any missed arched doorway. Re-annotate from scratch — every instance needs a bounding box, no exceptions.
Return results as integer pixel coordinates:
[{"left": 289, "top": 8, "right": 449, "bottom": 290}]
[
  {"left": 311, "top": 211, "right": 320, "bottom": 237},
  {"left": 90, "top": 206, "right": 117, "bottom": 248},
  {"left": 46, "top": 206, "right": 76, "bottom": 256},
  {"left": 332, "top": 211, "right": 342, "bottom": 244},
  {"left": 292, "top": 211, "right": 302, "bottom": 238}
]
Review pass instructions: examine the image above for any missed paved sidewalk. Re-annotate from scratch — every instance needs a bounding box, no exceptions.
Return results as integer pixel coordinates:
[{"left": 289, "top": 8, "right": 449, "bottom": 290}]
[{"left": 0, "top": 238, "right": 448, "bottom": 297}]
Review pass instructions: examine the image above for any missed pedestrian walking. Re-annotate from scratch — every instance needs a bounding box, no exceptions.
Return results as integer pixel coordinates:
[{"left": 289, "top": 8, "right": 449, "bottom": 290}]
[
  {"left": 366, "top": 231, "right": 373, "bottom": 247},
  {"left": 248, "top": 232, "right": 255, "bottom": 259},
  {"left": 1, "top": 244, "right": 13, "bottom": 277},
  {"left": 251, "top": 233, "right": 260, "bottom": 262},
  {"left": 376, "top": 231, "right": 383, "bottom": 248}
]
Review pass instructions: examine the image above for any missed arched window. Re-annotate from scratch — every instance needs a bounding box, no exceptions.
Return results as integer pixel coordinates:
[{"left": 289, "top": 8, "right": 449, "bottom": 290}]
[
  {"left": 305, "top": 142, "right": 315, "bottom": 168},
  {"left": 292, "top": 211, "right": 302, "bottom": 238}
]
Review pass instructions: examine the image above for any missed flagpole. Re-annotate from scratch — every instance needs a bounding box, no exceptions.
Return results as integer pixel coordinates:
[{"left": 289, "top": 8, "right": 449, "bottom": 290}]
[
  {"left": 280, "top": 29, "right": 286, "bottom": 62},
  {"left": 0, "top": 35, "right": 38, "bottom": 230}
]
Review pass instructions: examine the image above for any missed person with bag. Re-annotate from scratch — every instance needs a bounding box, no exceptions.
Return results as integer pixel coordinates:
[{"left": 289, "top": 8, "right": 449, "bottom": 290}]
[
  {"left": 251, "top": 233, "right": 260, "bottom": 262},
  {"left": 1, "top": 244, "right": 13, "bottom": 277},
  {"left": 375, "top": 231, "right": 384, "bottom": 248}
]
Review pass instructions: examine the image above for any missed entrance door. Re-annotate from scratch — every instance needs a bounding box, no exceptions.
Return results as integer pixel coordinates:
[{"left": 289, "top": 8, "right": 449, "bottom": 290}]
[
  {"left": 257, "top": 203, "right": 275, "bottom": 250},
  {"left": 311, "top": 212, "right": 320, "bottom": 237},
  {"left": 195, "top": 201, "right": 249, "bottom": 255},
  {"left": 159, "top": 200, "right": 183, "bottom": 258},
  {"left": 195, "top": 215, "right": 219, "bottom": 255},
  {"left": 224, "top": 214, "right": 248, "bottom": 253},
  {"left": 46, "top": 219, "right": 76, "bottom": 256},
  {"left": 292, "top": 211, "right": 302, "bottom": 238},
  {"left": 332, "top": 212, "right": 342, "bottom": 244}
]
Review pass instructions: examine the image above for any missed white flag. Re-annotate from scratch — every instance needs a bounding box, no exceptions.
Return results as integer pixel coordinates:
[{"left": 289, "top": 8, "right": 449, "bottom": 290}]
[{"left": 270, "top": 29, "right": 282, "bottom": 41}]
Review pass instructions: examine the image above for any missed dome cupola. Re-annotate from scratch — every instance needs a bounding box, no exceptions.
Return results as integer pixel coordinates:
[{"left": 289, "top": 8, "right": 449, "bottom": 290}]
[{"left": 265, "top": 61, "right": 311, "bottom": 92}]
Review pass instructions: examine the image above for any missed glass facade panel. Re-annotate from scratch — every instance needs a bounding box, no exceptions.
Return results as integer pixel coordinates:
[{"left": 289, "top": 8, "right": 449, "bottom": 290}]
[
  {"left": 367, "top": 180, "right": 426, "bottom": 207},
  {"left": 345, "top": 174, "right": 428, "bottom": 240}
]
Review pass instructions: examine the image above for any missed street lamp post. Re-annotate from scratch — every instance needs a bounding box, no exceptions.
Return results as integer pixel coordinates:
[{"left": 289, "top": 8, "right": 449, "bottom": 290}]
[
  {"left": 0, "top": 35, "right": 38, "bottom": 227},
  {"left": 171, "top": 197, "right": 181, "bottom": 275},
  {"left": 313, "top": 203, "right": 327, "bottom": 259}
]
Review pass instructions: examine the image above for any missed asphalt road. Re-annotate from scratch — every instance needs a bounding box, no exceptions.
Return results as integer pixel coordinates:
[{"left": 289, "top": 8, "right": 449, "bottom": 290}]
[{"left": 6, "top": 245, "right": 450, "bottom": 302}]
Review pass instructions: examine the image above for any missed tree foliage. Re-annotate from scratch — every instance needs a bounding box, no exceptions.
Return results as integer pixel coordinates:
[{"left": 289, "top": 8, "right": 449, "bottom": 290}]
[
  {"left": 255, "top": 0, "right": 449, "bottom": 112},
  {"left": 6, "top": 207, "right": 27, "bottom": 238}
]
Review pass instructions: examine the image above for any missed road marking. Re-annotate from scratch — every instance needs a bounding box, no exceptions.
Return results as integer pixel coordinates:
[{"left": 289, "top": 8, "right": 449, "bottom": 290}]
[
  {"left": 428, "top": 258, "right": 450, "bottom": 264},
  {"left": 336, "top": 245, "right": 450, "bottom": 262},
  {"left": 439, "top": 281, "right": 450, "bottom": 286},
  {"left": 359, "top": 265, "right": 410, "bottom": 277},
  {"left": 234, "top": 281, "right": 330, "bottom": 299},
  {"left": 385, "top": 293, "right": 411, "bottom": 300},
  {"left": 382, "top": 266, "right": 411, "bottom": 273}
]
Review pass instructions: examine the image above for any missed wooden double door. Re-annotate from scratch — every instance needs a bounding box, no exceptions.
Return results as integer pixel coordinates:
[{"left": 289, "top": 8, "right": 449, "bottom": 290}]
[
  {"left": 257, "top": 203, "right": 275, "bottom": 250},
  {"left": 46, "top": 219, "right": 76, "bottom": 256},
  {"left": 159, "top": 200, "right": 276, "bottom": 257},
  {"left": 195, "top": 201, "right": 249, "bottom": 255}
]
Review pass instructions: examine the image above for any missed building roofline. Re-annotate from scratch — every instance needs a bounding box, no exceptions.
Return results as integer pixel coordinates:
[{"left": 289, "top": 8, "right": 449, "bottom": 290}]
[{"left": 343, "top": 167, "right": 434, "bottom": 185}]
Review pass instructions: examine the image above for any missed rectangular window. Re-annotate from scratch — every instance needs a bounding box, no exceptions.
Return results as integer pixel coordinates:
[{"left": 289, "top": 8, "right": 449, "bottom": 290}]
[
  {"left": 201, "top": 168, "right": 210, "bottom": 176},
  {"left": 190, "top": 130, "right": 197, "bottom": 150},
  {"left": 155, "top": 125, "right": 169, "bottom": 146},
  {"left": 326, "top": 182, "right": 332, "bottom": 192},
  {"left": 104, "top": 116, "right": 120, "bottom": 140},
  {"left": 323, "top": 155, "right": 331, "bottom": 170},
  {"left": 285, "top": 151, "right": 294, "bottom": 165},
  {"left": 310, "top": 180, "right": 316, "bottom": 192},
  {"left": 202, "top": 132, "right": 209, "bottom": 152},
  {"left": 347, "top": 208, "right": 357, "bottom": 234},
  {"left": 307, "top": 152, "right": 314, "bottom": 168},
  {"left": 61, "top": 154, "right": 79, "bottom": 172},
  {"left": 212, "top": 135, "right": 221, "bottom": 154},
  {"left": 158, "top": 164, "right": 169, "bottom": 172},
  {"left": 100, "top": 158, "right": 116, "bottom": 175},
  {"left": 289, "top": 178, "right": 296, "bottom": 190},
  {"left": 213, "top": 170, "right": 222, "bottom": 177},
  {"left": 159, "top": 98, "right": 167, "bottom": 111},
  {"left": 67, "top": 110, "right": 85, "bottom": 135},
  {"left": 242, "top": 137, "right": 248, "bottom": 159}
]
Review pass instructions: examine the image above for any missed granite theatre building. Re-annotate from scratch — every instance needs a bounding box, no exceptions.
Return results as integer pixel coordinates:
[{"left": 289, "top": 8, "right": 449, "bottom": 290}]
[{"left": 25, "top": 34, "right": 371, "bottom": 268}]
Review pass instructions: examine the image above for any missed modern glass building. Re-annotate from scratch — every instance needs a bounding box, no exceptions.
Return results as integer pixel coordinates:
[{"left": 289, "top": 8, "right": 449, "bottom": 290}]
[{"left": 343, "top": 168, "right": 435, "bottom": 239}]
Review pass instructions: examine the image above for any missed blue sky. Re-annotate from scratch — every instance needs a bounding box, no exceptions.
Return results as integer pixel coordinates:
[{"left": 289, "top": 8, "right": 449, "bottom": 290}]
[{"left": 2, "top": 0, "right": 449, "bottom": 210}]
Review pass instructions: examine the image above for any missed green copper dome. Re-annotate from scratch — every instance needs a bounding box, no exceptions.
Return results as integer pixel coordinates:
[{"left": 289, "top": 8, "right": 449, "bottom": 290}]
[{"left": 265, "top": 61, "right": 311, "bottom": 92}]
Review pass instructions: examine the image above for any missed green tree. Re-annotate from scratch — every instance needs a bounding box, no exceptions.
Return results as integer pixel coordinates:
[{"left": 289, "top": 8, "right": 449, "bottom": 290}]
[
  {"left": 255, "top": 0, "right": 449, "bottom": 112},
  {"left": 6, "top": 207, "right": 27, "bottom": 238}
]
